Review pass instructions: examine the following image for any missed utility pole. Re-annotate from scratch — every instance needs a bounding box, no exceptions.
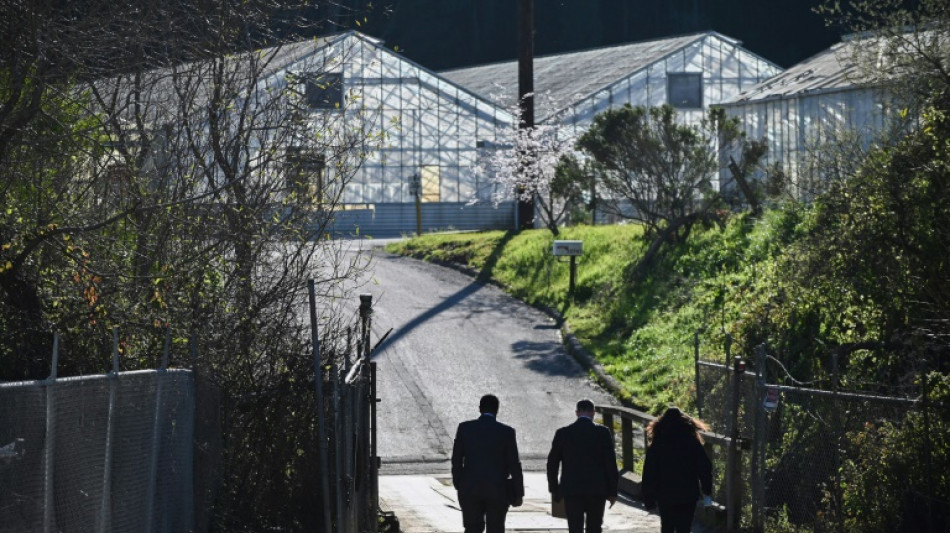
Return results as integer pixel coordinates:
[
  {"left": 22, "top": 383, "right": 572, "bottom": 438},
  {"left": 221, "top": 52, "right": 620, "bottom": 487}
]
[{"left": 517, "top": 0, "right": 535, "bottom": 230}]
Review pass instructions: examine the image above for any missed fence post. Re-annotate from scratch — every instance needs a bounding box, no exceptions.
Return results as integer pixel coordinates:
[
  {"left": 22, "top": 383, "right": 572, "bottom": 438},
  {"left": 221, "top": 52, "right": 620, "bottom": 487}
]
[
  {"left": 358, "top": 294, "right": 376, "bottom": 533},
  {"left": 921, "top": 360, "right": 935, "bottom": 533},
  {"left": 308, "top": 280, "right": 333, "bottom": 533},
  {"left": 751, "top": 345, "right": 767, "bottom": 533},
  {"left": 370, "top": 361, "right": 379, "bottom": 533},
  {"left": 695, "top": 330, "right": 703, "bottom": 420},
  {"left": 723, "top": 333, "right": 733, "bottom": 430},
  {"left": 98, "top": 328, "right": 120, "bottom": 533},
  {"left": 332, "top": 362, "right": 344, "bottom": 533},
  {"left": 145, "top": 328, "right": 171, "bottom": 533},
  {"left": 43, "top": 333, "right": 59, "bottom": 533},
  {"left": 726, "top": 355, "right": 744, "bottom": 531},
  {"left": 831, "top": 350, "right": 844, "bottom": 533}
]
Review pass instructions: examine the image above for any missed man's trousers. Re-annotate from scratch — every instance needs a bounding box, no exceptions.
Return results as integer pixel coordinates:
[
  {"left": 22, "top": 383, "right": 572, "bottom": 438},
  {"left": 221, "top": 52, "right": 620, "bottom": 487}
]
[
  {"left": 458, "top": 492, "right": 509, "bottom": 533},
  {"left": 564, "top": 494, "right": 607, "bottom": 533}
]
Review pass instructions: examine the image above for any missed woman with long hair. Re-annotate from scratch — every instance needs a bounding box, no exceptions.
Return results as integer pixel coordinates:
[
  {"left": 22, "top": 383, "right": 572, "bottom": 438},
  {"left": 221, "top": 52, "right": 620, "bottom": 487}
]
[{"left": 641, "top": 407, "right": 713, "bottom": 533}]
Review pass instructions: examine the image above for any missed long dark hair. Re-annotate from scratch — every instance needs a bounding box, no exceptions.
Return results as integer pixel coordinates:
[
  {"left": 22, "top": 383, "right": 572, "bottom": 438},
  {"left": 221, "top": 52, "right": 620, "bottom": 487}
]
[{"left": 646, "top": 407, "right": 708, "bottom": 446}]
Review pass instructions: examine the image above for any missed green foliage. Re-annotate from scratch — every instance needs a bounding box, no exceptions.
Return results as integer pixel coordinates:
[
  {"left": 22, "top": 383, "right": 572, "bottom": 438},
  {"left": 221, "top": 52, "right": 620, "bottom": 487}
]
[
  {"left": 1, "top": 4, "right": 373, "bottom": 529},
  {"left": 388, "top": 215, "right": 786, "bottom": 412},
  {"left": 574, "top": 105, "right": 767, "bottom": 246},
  {"left": 576, "top": 105, "right": 720, "bottom": 240},
  {"left": 835, "top": 376, "right": 950, "bottom": 531}
]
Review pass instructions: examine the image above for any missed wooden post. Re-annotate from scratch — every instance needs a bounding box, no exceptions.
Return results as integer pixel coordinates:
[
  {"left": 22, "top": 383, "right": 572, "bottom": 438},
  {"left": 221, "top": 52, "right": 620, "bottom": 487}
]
[
  {"left": 516, "top": 0, "right": 535, "bottom": 230},
  {"left": 568, "top": 256, "right": 577, "bottom": 295},
  {"left": 415, "top": 189, "right": 422, "bottom": 236},
  {"left": 621, "top": 417, "right": 634, "bottom": 471},
  {"left": 602, "top": 410, "right": 614, "bottom": 436}
]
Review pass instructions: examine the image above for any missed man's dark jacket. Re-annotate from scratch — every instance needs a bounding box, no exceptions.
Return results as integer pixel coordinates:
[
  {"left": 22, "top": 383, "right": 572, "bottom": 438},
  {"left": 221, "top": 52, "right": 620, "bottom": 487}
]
[
  {"left": 546, "top": 417, "right": 619, "bottom": 498},
  {"left": 451, "top": 414, "right": 524, "bottom": 500},
  {"left": 641, "top": 434, "right": 712, "bottom": 508}
]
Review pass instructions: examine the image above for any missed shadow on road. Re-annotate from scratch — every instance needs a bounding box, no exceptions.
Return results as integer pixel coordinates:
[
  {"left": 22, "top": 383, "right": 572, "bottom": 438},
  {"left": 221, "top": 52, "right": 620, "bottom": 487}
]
[
  {"left": 510, "top": 340, "right": 587, "bottom": 377},
  {"left": 373, "top": 231, "right": 516, "bottom": 356},
  {"left": 373, "top": 279, "right": 485, "bottom": 356}
]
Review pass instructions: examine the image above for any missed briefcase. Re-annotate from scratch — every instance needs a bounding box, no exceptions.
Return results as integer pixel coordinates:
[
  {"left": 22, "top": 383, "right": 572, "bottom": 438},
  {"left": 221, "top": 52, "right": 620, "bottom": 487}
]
[
  {"left": 551, "top": 497, "right": 567, "bottom": 519},
  {"left": 505, "top": 478, "right": 519, "bottom": 506}
]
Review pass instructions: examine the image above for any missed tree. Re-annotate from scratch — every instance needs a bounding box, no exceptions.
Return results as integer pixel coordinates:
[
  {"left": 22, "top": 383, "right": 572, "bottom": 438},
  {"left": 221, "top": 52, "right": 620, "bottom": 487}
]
[
  {"left": 578, "top": 105, "right": 762, "bottom": 241},
  {"left": 738, "top": 6, "right": 950, "bottom": 526},
  {"left": 477, "top": 93, "right": 581, "bottom": 235},
  {"left": 0, "top": 1, "right": 377, "bottom": 529},
  {"left": 576, "top": 104, "right": 765, "bottom": 278}
]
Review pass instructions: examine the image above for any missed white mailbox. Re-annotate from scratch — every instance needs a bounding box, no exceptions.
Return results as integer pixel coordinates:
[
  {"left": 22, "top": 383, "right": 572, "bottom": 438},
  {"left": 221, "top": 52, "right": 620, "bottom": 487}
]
[{"left": 552, "top": 240, "right": 583, "bottom": 257}]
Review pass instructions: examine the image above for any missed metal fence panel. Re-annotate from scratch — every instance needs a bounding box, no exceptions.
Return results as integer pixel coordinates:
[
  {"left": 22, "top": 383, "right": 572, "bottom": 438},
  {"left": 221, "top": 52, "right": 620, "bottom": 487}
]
[
  {"left": 695, "top": 346, "right": 937, "bottom": 532},
  {"left": 0, "top": 370, "right": 195, "bottom": 533}
]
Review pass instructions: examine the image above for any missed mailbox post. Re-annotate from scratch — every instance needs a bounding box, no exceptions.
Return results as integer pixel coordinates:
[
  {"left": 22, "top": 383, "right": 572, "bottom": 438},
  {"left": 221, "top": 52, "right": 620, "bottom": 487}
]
[{"left": 552, "top": 240, "right": 583, "bottom": 294}]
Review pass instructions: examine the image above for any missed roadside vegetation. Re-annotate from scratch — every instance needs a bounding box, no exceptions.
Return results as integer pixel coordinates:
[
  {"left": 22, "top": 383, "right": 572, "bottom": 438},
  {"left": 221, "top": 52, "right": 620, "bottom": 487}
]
[
  {"left": 387, "top": 212, "right": 796, "bottom": 412},
  {"left": 0, "top": 2, "right": 374, "bottom": 530}
]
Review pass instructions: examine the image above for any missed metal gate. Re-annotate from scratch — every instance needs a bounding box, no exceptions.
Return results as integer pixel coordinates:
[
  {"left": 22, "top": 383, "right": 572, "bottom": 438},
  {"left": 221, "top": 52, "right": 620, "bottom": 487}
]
[{"left": 309, "top": 284, "right": 385, "bottom": 533}]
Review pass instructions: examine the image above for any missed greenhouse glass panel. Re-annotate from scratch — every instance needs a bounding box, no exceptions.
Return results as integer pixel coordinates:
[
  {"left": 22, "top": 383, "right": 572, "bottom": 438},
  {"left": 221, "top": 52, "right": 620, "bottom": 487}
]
[{"left": 442, "top": 167, "right": 461, "bottom": 202}]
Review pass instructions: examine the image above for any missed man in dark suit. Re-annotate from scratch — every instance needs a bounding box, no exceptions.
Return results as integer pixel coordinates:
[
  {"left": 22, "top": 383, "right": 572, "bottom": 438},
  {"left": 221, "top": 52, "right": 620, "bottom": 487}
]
[
  {"left": 451, "top": 394, "right": 524, "bottom": 533},
  {"left": 547, "top": 398, "right": 619, "bottom": 533}
]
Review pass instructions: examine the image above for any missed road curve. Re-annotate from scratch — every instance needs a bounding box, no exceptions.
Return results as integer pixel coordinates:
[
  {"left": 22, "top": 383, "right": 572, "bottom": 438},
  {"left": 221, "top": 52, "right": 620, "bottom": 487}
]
[{"left": 355, "top": 246, "right": 617, "bottom": 473}]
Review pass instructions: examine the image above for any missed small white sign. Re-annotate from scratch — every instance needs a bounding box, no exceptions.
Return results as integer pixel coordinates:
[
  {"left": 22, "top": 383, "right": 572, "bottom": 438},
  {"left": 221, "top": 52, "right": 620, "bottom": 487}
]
[{"left": 552, "top": 240, "right": 583, "bottom": 256}]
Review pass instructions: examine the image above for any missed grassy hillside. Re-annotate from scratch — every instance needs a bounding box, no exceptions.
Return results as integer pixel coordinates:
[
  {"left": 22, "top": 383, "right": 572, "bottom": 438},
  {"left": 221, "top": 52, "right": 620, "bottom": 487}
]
[{"left": 386, "top": 210, "right": 799, "bottom": 412}]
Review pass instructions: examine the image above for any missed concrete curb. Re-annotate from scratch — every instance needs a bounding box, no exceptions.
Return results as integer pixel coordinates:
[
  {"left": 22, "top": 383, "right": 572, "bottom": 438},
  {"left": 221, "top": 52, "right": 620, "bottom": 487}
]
[{"left": 397, "top": 252, "right": 645, "bottom": 411}]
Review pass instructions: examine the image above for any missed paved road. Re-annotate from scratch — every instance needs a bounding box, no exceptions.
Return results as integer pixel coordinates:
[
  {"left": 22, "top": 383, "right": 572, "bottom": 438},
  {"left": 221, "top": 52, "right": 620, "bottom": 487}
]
[
  {"left": 351, "top": 241, "right": 664, "bottom": 531},
  {"left": 353, "top": 244, "right": 618, "bottom": 472}
]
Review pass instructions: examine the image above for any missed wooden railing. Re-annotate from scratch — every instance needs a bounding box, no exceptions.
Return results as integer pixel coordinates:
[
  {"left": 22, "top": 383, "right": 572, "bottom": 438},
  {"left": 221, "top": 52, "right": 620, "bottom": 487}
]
[{"left": 595, "top": 404, "right": 741, "bottom": 530}]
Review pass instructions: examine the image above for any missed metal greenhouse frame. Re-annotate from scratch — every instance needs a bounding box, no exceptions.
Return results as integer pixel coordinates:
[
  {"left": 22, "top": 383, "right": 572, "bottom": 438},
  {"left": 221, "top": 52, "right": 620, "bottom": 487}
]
[{"left": 270, "top": 32, "right": 519, "bottom": 237}]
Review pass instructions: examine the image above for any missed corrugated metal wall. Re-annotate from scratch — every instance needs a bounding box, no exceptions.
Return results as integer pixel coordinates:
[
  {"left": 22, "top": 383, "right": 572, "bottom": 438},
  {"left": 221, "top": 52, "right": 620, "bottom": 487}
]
[{"left": 323, "top": 201, "right": 515, "bottom": 238}]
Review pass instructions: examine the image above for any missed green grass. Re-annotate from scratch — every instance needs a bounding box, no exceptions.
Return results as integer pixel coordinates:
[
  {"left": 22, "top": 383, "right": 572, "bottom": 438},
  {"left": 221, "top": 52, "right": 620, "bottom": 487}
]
[{"left": 386, "top": 215, "right": 785, "bottom": 413}]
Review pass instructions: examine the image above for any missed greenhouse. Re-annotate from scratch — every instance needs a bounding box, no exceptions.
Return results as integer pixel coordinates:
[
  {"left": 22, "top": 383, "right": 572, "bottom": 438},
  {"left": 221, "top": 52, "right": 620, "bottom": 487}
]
[
  {"left": 119, "top": 30, "right": 784, "bottom": 237},
  {"left": 269, "top": 31, "right": 518, "bottom": 237},
  {"left": 441, "top": 31, "right": 782, "bottom": 136},
  {"left": 721, "top": 37, "right": 893, "bottom": 196}
]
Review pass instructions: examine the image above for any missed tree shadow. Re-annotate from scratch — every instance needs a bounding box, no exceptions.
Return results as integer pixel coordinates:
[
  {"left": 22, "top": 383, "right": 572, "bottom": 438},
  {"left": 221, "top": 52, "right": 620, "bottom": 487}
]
[
  {"left": 374, "top": 231, "right": 517, "bottom": 356},
  {"left": 372, "top": 280, "right": 485, "bottom": 356},
  {"left": 510, "top": 340, "right": 586, "bottom": 378},
  {"left": 474, "top": 230, "right": 516, "bottom": 283}
]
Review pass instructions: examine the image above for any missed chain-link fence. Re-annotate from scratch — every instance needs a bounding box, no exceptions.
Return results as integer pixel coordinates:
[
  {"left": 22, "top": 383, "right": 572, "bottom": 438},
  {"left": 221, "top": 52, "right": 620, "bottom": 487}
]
[
  {"left": 696, "top": 340, "right": 949, "bottom": 532},
  {"left": 0, "top": 368, "right": 195, "bottom": 532},
  {"left": 1, "top": 289, "right": 385, "bottom": 533}
]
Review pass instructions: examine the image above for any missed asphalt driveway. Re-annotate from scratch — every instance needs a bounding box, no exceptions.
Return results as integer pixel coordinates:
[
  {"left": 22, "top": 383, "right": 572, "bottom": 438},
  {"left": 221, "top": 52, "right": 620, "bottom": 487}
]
[{"left": 351, "top": 243, "right": 617, "bottom": 473}]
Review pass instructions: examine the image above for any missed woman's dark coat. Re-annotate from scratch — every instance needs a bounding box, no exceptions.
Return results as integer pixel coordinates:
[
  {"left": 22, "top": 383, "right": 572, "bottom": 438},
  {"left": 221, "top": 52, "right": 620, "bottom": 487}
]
[{"left": 641, "top": 432, "right": 712, "bottom": 508}]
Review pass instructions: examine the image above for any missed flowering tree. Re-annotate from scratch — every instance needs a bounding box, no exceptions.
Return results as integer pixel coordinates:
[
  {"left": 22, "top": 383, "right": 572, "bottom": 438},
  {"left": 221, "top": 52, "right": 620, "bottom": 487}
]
[{"left": 477, "top": 94, "right": 582, "bottom": 236}]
